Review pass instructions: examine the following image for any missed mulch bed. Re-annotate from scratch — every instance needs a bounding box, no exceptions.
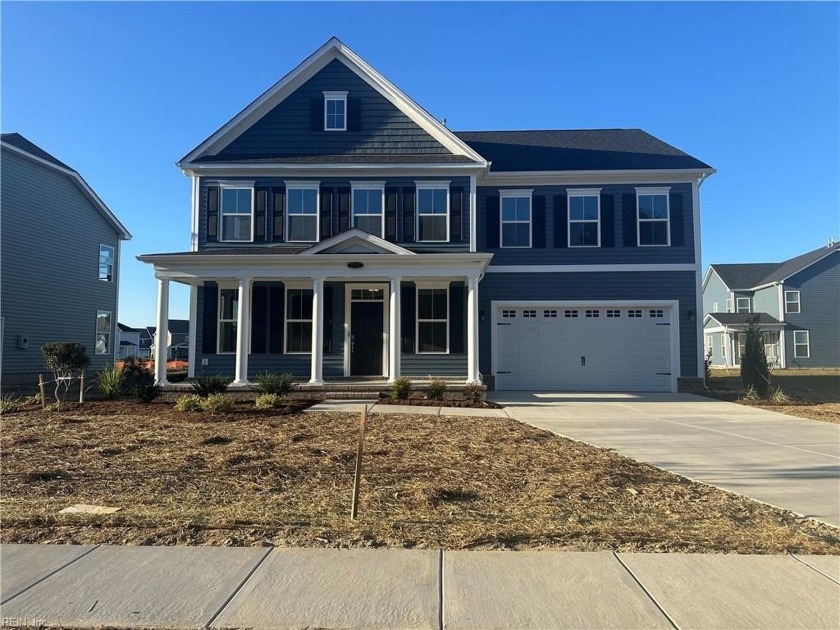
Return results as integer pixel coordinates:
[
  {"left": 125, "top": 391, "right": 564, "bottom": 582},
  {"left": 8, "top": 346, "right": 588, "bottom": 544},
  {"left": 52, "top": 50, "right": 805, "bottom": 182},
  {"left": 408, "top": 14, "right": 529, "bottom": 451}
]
[
  {"left": 701, "top": 390, "right": 840, "bottom": 424},
  {"left": 2, "top": 401, "right": 838, "bottom": 553}
]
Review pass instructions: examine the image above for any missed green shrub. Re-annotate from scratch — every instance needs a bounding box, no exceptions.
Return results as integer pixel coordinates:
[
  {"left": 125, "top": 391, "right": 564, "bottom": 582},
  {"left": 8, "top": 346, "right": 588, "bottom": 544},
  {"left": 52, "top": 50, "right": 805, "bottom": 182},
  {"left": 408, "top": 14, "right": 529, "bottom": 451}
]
[
  {"left": 192, "top": 373, "right": 233, "bottom": 397},
  {"left": 255, "top": 393, "right": 284, "bottom": 410},
  {"left": 740, "top": 317, "right": 771, "bottom": 398},
  {"left": 201, "top": 394, "right": 234, "bottom": 414},
  {"left": 98, "top": 366, "right": 125, "bottom": 399},
  {"left": 167, "top": 370, "right": 188, "bottom": 383},
  {"left": 254, "top": 372, "right": 294, "bottom": 396},
  {"left": 0, "top": 394, "right": 22, "bottom": 414},
  {"left": 462, "top": 383, "right": 484, "bottom": 403},
  {"left": 426, "top": 378, "right": 447, "bottom": 401},
  {"left": 390, "top": 376, "right": 412, "bottom": 400},
  {"left": 122, "top": 357, "right": 160, "bottom": 403},
  {"left": 174, "top": 394, "right": 204, "bottom": 412}
]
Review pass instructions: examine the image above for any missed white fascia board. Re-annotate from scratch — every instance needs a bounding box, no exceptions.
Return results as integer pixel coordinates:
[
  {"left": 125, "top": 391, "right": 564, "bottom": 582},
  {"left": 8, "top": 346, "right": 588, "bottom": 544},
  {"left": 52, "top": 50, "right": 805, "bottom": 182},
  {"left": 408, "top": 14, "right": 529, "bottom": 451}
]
[
  {"left": 1, "top": 141, "right": 132, "bottom": 240},
  {"left": 486, "top": 264, "right": 696, "bottom": 273},
  {"left": 179, "top": 162, "right": 486, "bottom": 177},
  {"left": 481, "top": 168, "right": 716, "bottom": 187},
  {"left": 303, "top": 227, "right": 414, "bottom": 255}
]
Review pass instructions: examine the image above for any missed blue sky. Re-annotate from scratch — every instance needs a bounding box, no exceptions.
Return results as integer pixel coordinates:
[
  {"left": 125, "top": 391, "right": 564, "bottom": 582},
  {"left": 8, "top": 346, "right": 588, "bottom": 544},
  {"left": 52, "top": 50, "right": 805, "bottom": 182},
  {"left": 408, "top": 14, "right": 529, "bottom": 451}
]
[{"left": 3, "top": 2, "right": 838, "bottom": 327}]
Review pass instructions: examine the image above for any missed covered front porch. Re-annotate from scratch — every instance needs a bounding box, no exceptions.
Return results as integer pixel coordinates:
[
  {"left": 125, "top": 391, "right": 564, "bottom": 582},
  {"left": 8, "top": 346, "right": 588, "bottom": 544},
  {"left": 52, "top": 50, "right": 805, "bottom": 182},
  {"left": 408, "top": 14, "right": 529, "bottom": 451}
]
[{"left": 704, "top": 313, "right": 786, "bottom": 369}]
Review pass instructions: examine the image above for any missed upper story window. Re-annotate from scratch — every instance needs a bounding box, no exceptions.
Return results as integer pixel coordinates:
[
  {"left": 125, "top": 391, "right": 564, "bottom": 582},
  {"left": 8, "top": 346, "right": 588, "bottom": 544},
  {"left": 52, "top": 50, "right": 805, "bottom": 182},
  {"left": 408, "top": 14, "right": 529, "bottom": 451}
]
[
  {"left": 568, "top": 189, "right": 601, "bottom": 247},
  {"left": 99, "top": 244, "right": 114, "bottom": 282},
  {"left": 416, "top": 182, "right": 449, "bottom": 242},
  {"left": 95, "top": 310, "right": 112, "bottom": 355},
  {"left": 220, "top": 186, "right": 253, "bottom": 242},
  {"left": 323, "top": 91, "right": 347, "bottom": 131},
  {"left": 736, "top": 297, "right": 751, "bottom": 313},
  {"left": 218, "top": 288, "right": 238, "bottom": 353},
  {"left": 636, "top": 187, "right": 670, "bottom": 246},
  {"left": 286, "top": 182, "right": 319, "bottom": 242},
  {"left": 352, "top": 183, "right": 384, "bottom": 237},
  {"left": 784, "top": 290, "right": 801, "bottom": 314},
  {"left": 500, "top": 190, "right": 532, "bottom": 248}
]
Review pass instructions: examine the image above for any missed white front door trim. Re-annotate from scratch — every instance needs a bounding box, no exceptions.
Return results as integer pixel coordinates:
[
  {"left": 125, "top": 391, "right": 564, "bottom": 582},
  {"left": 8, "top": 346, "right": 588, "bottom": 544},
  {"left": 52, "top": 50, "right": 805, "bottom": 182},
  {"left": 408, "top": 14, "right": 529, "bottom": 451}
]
[{"left": 344, "top": 282, "right": 390, "bottom": 378}]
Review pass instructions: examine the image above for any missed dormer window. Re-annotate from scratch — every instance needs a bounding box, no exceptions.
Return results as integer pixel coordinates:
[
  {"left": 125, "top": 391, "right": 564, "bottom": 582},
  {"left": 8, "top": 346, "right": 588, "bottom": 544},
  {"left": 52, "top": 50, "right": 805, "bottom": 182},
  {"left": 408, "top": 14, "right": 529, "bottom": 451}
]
[{"left": 323, "top": 91, "right": 347, "bottom": 131}]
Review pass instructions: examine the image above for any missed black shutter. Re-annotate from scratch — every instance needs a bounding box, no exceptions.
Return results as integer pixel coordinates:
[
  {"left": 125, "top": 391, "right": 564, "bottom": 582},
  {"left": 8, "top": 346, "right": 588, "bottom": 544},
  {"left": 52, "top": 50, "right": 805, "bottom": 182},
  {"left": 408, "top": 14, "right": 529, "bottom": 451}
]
[
  {"left": 338, "top": 187, "right": 350, "bottom": 233},
  {"left": 669, "top": 193, "right": 684, "bottom": 246},
  {"left": 206, "top": 187, "right": 219, "bottom": 242},
  {"left": 310, "top": 97, "right": 324, "bottom": 131},
  {"left": 320, "top": 188, "right": 333, "bottom": 240},
  {"left": 202, "top": 282, "right": 218, "bottom": 354},
  {"left": 268, "top": 286, "right": 285, "bottom": 353},
  {"left": 347, "top": 98, "right": 362, "bottom": 131},
  {"left": 553, "top": 195, "right": 567, "bottom": 248},
  {"left": 251, "top": 284, "right": 268, "bottom": 353},
  {"left": 273, "top": 188, "right": 285, "bottom": 242},
  {"left": 385, "top": 187, "right": 398, "bottom": 241},
  {"left": 486, "top": 195, "right": 500, "bottom": 248},
  {"left": 449, "top": 283, "right": 465, "bottom": 353},
  {"left": 402, "top": 187, "right": 415, "bottom": 242},
  {"left": 622, "top": 194, "right": 637, "bottom": 247},
  {"left": 255, "top": 188, "right": 268, "bottom": 242},
  {"left": 532, "top": 196, "right": 546, "bottom": 248},
  {"left": 449, "top": 187, "right": 463, "bottom": 243},
  {"left": 401, "top": 285, "right": 416, "bottom": 353},
  {"left": 323, "top": 286, "right": 333, "bottom": 354},
  {"left": 601, "top": 194, "right": 615, "bottom": 247}
]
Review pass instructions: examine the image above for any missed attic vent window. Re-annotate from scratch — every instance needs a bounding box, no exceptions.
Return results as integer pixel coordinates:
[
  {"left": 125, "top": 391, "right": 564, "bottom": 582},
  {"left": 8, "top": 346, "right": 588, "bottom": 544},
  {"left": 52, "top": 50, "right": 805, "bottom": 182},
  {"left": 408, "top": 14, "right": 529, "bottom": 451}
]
[{"left": 323, "top": 91, "right": 347, "bottom": 131}]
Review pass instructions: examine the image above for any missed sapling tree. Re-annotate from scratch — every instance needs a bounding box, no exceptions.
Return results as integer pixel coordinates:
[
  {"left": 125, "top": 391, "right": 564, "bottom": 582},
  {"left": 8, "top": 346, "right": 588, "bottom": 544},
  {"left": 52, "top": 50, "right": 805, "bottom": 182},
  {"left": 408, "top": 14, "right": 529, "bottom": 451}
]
[
  {"left": 41, "top": 342, "right": 90, "bottom": 408},
  {"left": 740, "top": 316, "right": 771, "bottom": 398}
]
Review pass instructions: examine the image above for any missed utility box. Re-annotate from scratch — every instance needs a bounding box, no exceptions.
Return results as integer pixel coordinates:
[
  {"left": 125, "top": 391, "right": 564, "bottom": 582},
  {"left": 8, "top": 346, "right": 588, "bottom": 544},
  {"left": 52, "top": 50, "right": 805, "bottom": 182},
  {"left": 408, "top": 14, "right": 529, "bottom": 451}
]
[{"left": 17, "top": 335, "right": 30, "bottom": 349}]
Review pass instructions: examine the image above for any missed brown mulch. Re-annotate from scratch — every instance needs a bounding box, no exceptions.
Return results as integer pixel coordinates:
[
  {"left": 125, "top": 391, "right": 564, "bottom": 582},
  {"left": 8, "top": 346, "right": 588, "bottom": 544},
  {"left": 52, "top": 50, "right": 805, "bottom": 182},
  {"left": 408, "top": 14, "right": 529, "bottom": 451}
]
[
  {"left": 702, "top": 390, "right": 840, "bottom": 424},
  {"left": 2, "top": 401, "right": 838, "bottom": 553}
]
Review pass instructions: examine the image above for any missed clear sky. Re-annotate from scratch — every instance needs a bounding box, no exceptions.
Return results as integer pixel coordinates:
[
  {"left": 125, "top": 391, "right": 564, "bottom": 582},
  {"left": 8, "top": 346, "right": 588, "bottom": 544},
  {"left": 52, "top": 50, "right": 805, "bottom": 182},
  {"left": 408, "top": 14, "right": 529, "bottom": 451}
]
[{"left": 2, "top": 1, "right": 838, "bottom": 327}]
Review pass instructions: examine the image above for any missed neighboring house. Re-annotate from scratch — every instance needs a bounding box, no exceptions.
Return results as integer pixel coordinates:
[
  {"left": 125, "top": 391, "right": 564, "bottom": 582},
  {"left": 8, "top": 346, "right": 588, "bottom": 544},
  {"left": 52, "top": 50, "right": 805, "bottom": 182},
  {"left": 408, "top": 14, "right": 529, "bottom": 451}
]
[
  {"left": 147, "top": 320, "right": 190, "bottom": 361},
  {"left": 703, "top": 242, "right": 840, "bottom": 368},
  {"left": 1, "top": 133, "right": 131, "bottom": 387},
  {"left": 139, "top": 38, "right": 714, "bottom": 392},
  {"left": 117, "top": 323, "right": 143, "bottom": 359}
]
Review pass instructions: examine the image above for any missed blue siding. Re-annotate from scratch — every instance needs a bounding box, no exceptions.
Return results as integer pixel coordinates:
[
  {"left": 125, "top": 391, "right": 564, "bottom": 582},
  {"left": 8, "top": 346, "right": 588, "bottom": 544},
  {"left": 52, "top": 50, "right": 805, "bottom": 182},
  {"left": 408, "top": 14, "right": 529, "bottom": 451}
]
[
  {"left": 753, "top": 286, "right": 780, "bottom": 318},
  {"left": 703, "top": 269, "right": 731, "bottom": 314}
]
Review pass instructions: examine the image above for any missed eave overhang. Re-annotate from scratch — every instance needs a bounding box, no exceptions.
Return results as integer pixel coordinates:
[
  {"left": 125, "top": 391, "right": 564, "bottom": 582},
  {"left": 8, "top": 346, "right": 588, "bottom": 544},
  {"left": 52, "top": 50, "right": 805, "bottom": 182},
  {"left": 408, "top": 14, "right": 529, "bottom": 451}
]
[{"left": 482, "top": 167, "right": 716, "bottom": 186}]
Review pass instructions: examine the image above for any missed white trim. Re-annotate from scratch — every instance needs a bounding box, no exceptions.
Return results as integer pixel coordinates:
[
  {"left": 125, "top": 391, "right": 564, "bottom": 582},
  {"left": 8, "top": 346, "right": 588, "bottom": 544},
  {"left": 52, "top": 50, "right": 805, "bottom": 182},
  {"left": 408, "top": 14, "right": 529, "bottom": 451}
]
[
  {"left": 485, "top": 168, "right": 715, "bottom": 187},
  {"left": 304, "top": 228, "right": 414, "bottom": 255},
  {"left": 190, "top": 174, "right": 199, "bottom": 252},
  {"left": 217, "top": 286, "right": 238, "bottom": 354},
  {"left": 95, "top": 309, "right": 113, "bottom": 356},
  {"left": 284, "top": 286, "right": 314, "bottom": 354},
  {"left": 567, "top": 190, "right": 601, "bottom": 248},
  {"left": 415, "top": 181, "right": 450, "bottom": 243},
  {"left": 793, "top": 330, "right": 810, "bottom": 358},
  {"left": 416, "top": 284, "right": 450, "bottom": 354},
  {"left": 344, "top": 283, "right": 389, "bottom": 377},
  {"left": 784, "top": 290, "right": 801, "bottom": 314},
  {"left": 182, "top": 162, "right": 486, "bottom": 176},
  {"left": 736, "top": 297, "right": 751, "bottom": 313},
  {"left": 499, "top": 189, "right": 532, "bottom": 249},
  {"left": 218, "top": 184, "right": 255, "bottom": 243},
  {"left": 323, "top": 91, "right": 347, "bottom": 132},
  {"left": 469, "top": 174, "right": 477, "bottom": 253},
  {"left": 98, "top": 244, "right": 115, "bottom": 282},
  {"left": 486, "top": 263, "right": 696, "bottom": 273},
  {"left": 692, "top": 177, "right": 706, "bottom": 380},
  {"left": 188, "top": 284, "right": 198, "bottom": 378},
  {"left": 350, "top": 182, "right": 385, "bottom": 238},
  {"left": 285, "top": 182, "right": 320, "bottom": 243},
  {"left": 636, "top": 188, "right": 670, "bottom": 247}
]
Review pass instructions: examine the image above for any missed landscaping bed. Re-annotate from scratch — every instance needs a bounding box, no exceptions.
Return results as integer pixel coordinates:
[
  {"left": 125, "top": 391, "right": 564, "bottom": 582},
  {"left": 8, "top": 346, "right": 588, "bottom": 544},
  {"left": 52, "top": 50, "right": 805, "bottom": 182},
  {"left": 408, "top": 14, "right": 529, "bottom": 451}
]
[
  {"left": 2, "top": 402, "right": 838, "bottom": 553},
  {"left": 377, "top": 396, "right": 500, "bottom": 409}
]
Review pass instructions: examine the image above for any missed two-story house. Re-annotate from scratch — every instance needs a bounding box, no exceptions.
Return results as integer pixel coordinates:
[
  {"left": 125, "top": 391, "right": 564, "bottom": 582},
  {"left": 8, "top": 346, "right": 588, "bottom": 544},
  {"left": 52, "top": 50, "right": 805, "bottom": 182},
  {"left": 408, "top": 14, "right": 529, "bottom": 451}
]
[
  {"left": 139, "top": 38, "right": 714, "bottom": 392},
  {"left": 1, "top": 133, "right": 131, "bottom": 387},
  {"left": 703, "top": 242, "right": 839, "bottom": 368}
]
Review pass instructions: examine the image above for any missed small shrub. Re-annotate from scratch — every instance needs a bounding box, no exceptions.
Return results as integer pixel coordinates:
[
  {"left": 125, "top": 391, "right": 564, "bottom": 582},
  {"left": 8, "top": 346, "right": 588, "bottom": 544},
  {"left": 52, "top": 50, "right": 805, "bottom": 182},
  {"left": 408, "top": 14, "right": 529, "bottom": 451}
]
[
  {"left": 740, "top": 317, "right": 771, "bottom": 398},
  {"left": 426, "top": 378, "right": 447, "bottom": 401},
  {"left": 201, "top": 393, "right": 234, "bottom": 414},
  {"left": 255, "top": 393, "right": 284, "bottom": 410},
  {"left": 23, "top": 393, "right": 41, "bottom": 406},
  {"left": 122, "top": 357, "right": 159, "bottom": 403},
  {"left": 254, "top": 372, "right": 294, "bottom": 396},
  {"left": 41, "top": 342, "right": 90, "bottom": 407},
  {"left": 98, "top": 366, "right": 125, "bottom": 399},
  {"left": 0, "top": 394, "right": 22, "bottom": 414},
  {"left": 390, "top": 376, "right": 412, "bottom": 400},
  {"left": 770, "top": 386, "right": 791, "bottom": 404},
  {"left": 462, "top": 383, "right": 484, "bottom": 403},
  {"left": 174, "top": 394, "right": 204, "bottom": 412},
  {"left": 741, "top": 385, "right": 761, "bottom": 402},
  {"left": 192, "top": 373, "right": 233, "bottom": 397},
  {"left": 167, "top": 371, "right": 188, "bottom": 383}
]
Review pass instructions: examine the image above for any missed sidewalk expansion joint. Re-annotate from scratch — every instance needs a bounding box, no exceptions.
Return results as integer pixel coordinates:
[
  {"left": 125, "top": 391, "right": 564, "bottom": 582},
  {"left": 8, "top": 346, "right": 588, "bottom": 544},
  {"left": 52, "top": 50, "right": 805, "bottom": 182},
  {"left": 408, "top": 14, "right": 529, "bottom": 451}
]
[
  {"left": 613, "top": 552, "right": 680, "bottom": 630},
  {"left": 204, "top": 546, "right": 273, "bottom": 629},
  {"left": 790, "top": 553, "right": 840, "bottom": 585},
  {"left": 1, "top": 544, "right": 101, "bottom": 605}
]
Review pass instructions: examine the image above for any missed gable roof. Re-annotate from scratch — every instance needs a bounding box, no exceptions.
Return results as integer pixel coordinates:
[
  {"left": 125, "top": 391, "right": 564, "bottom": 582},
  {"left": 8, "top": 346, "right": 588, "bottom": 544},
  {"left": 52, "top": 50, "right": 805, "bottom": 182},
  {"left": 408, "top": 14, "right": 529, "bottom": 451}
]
[
  {"left": 709, "top": 243, "right": 839, "bottom": 290},
  {"left": 180, "top": 37, "right": 486, "bottom": 167},
  {"left": 1, "top": 133, "right": 132, "bottom": 240},
  {"left": 705, "top": 313, "right": 784, "bottom": 327},
  {"left": 303, "top": 228, "right": 414, "bottom": 255}
]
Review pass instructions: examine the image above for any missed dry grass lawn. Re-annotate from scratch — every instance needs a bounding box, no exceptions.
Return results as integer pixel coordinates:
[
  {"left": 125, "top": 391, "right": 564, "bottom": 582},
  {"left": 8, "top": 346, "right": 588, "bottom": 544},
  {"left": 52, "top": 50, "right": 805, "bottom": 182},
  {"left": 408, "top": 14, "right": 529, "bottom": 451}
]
[{"left": 2, "top": 401, "right": 838, "bottom": 553}]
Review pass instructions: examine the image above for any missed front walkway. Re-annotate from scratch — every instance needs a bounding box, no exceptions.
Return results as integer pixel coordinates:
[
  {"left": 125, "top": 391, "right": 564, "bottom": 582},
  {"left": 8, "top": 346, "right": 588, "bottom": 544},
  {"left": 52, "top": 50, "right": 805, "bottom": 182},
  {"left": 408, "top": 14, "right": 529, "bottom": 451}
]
[
  {"left": 491, "top": 392, "right": 840, "bottom": 527},
  {"left": 2, "top": 544, "right": 838, "bottom": 629}
]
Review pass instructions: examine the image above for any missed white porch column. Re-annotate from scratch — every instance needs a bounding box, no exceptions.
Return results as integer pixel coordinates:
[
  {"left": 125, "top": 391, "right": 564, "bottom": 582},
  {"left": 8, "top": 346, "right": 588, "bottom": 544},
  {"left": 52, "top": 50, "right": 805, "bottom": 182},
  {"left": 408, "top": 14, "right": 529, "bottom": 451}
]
[
  {"left": 310, "top": 277, "right": 324, "bottom": 385},
  {"left": 187, "top": 284, "right": 198, "bottom": 378},
  {"left": 234, "top": 277, "right": 252, "bottom": 385},
  {"left": 388, "top": 277, "right": 401, "bottom": 383},
  {"left": 467, "top": 276, "right": 480, "bottom": 384},
  {"left": 154, "top": 278, "right": 169, "bottom": 385}
]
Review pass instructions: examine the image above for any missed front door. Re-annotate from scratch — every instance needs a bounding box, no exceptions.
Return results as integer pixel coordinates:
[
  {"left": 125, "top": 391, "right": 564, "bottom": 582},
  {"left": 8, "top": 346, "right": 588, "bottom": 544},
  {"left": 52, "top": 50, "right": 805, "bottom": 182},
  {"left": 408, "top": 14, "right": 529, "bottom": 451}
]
[{"left": 350, "top": 300, "right": 384, "bottom": 376}]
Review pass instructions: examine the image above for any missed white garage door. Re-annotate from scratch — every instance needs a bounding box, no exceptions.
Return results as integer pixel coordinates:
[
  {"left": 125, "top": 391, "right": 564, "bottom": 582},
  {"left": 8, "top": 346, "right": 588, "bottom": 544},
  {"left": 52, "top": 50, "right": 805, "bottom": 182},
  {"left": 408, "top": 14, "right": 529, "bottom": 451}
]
[{"left": 494, "top": 304, "right": 674, "bottom": 392}]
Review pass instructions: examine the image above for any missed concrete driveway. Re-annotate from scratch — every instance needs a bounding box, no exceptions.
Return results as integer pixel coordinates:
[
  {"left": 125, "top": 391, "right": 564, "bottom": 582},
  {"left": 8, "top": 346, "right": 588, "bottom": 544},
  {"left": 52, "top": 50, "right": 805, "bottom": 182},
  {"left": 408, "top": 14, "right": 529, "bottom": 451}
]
[{"left": 491, "top": 392, "right": 840, "bottom": 527}]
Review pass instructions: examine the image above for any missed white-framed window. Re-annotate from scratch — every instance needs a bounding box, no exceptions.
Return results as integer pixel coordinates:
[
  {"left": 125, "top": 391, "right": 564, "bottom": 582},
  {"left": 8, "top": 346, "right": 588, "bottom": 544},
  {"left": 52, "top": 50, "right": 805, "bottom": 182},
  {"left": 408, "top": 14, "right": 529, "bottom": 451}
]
[
  {"left": 351, "top": 183, "right": 384, "bottom": 237},
  {"left": 416, "top": 182, "right": 449, "bottom": 242},
  {"left": 712, "top": 302, "right": 719, "bottom": 312},
  {"left": 636, "top": 187, "right": 670, "bottom": 246},
  {"left": 220, "top": 185, "right": 253, "bottom": 242},
  {"left": 628, "top": 309, "right": 642, "bottom": 318},
  {"left": 568, "top": 189, "right": 601, "bottom": 247},
  {"left": 285, "top": 287, "right": 313, "bottom": 354},
  {"left": 725, "top": 298, "right": 731, "bottom": 312},
  {"left": 736, "top": 297, "right": 751, "bottom": 313},
  {"left": 721, "top": 333, "right": 728, "bottom": 360},
  {"left": 323, "top": 91, "right": 347, "bottom": 131},
  {"left": 785, "top": 290, "right": 801, "bottom": 314},
  {"left": 95, "top": 310, "right": 111, "bottom": 355},
  {"left": 793, "top": 330, "right": 810, "bottom": 358},
  {"left": 416, "top": 286, "right": 448, "bottom": 354},
  {"left": 218, "top": 288, "right": 238, "bottom": 354},
  {"left": 98, "top": 244, "right": 115, "bottom": 282},
  {"left": 500, "top": 190, "right": 532, "bottom": 248},
  {"left": 286, "top": 182, "right": 319, "bottom": 242}
]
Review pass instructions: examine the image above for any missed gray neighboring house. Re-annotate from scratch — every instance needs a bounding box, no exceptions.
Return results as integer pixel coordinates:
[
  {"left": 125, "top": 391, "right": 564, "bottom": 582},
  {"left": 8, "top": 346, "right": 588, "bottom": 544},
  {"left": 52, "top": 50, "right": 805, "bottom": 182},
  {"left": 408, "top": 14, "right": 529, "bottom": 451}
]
[
  {"left": 147, "top": 320, "right": 190, "bottom": 361},
  {"left": 702, "top": 242, "right": 839, "bottom": 368},
  {"left": 1, "top": 133, "right": 132, "bottom": 387}
]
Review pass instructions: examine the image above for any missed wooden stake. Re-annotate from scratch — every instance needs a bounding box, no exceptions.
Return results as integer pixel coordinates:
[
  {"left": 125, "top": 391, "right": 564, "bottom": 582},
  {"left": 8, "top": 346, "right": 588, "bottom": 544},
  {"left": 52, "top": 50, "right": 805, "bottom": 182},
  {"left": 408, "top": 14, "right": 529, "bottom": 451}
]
[
  {"left": 79, "top": 372, "right": 85, "bottom": 403},
  {"left": 38, "top": 374, "right": 47, "bottom": 410},
  {"left": 350, "top": 406, "right": 367, "bottom": 520}
]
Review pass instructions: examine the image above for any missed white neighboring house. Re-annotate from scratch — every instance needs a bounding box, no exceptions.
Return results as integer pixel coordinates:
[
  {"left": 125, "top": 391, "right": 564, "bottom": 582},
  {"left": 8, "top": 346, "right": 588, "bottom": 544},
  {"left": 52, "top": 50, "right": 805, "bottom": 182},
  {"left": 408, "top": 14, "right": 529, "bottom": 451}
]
[
  {"left": 145, "top": 320, "right": 190, "bottom": 362},
  {"left": 116, "top": 323, "right": 142, "bottom": 359}
]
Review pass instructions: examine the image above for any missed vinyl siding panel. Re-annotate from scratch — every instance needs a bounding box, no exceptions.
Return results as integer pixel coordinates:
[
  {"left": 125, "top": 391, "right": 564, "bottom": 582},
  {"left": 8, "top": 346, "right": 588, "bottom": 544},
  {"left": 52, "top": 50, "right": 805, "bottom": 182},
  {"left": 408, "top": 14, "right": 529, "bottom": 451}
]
[
  {"left": 703, "top": 270, "right": 731, "bottom": 314},
  {"left": 753, "top": 286, "right": 780, "bottom": 318},
  {"left": 1, "top": 148, "right": 121, "bottom": 385},
  {"left": 703, "top": 322, "right": 727, "bottom": 366}
]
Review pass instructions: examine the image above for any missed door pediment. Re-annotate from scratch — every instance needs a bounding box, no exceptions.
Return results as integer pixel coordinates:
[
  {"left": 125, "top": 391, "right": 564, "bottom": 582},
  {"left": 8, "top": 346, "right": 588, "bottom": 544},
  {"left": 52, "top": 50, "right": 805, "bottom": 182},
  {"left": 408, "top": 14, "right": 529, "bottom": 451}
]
[{"left": 302, "top": 229, "right": 415, "bottom": 255}]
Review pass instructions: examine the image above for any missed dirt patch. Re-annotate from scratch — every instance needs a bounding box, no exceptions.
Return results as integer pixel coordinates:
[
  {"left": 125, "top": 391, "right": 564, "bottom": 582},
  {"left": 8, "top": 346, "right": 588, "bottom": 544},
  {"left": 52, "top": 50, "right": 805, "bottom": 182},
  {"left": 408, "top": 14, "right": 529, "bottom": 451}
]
[{"left": 2, "top": 401, "right": 838, "bottom": 553}]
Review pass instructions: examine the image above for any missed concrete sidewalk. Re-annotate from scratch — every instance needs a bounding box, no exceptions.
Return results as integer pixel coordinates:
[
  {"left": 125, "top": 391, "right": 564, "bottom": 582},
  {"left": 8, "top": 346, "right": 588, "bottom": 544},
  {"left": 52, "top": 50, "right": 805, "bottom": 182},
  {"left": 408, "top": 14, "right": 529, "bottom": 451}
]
[{"left": 2, "top": 544, "right": 838, "bottom": 629}]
